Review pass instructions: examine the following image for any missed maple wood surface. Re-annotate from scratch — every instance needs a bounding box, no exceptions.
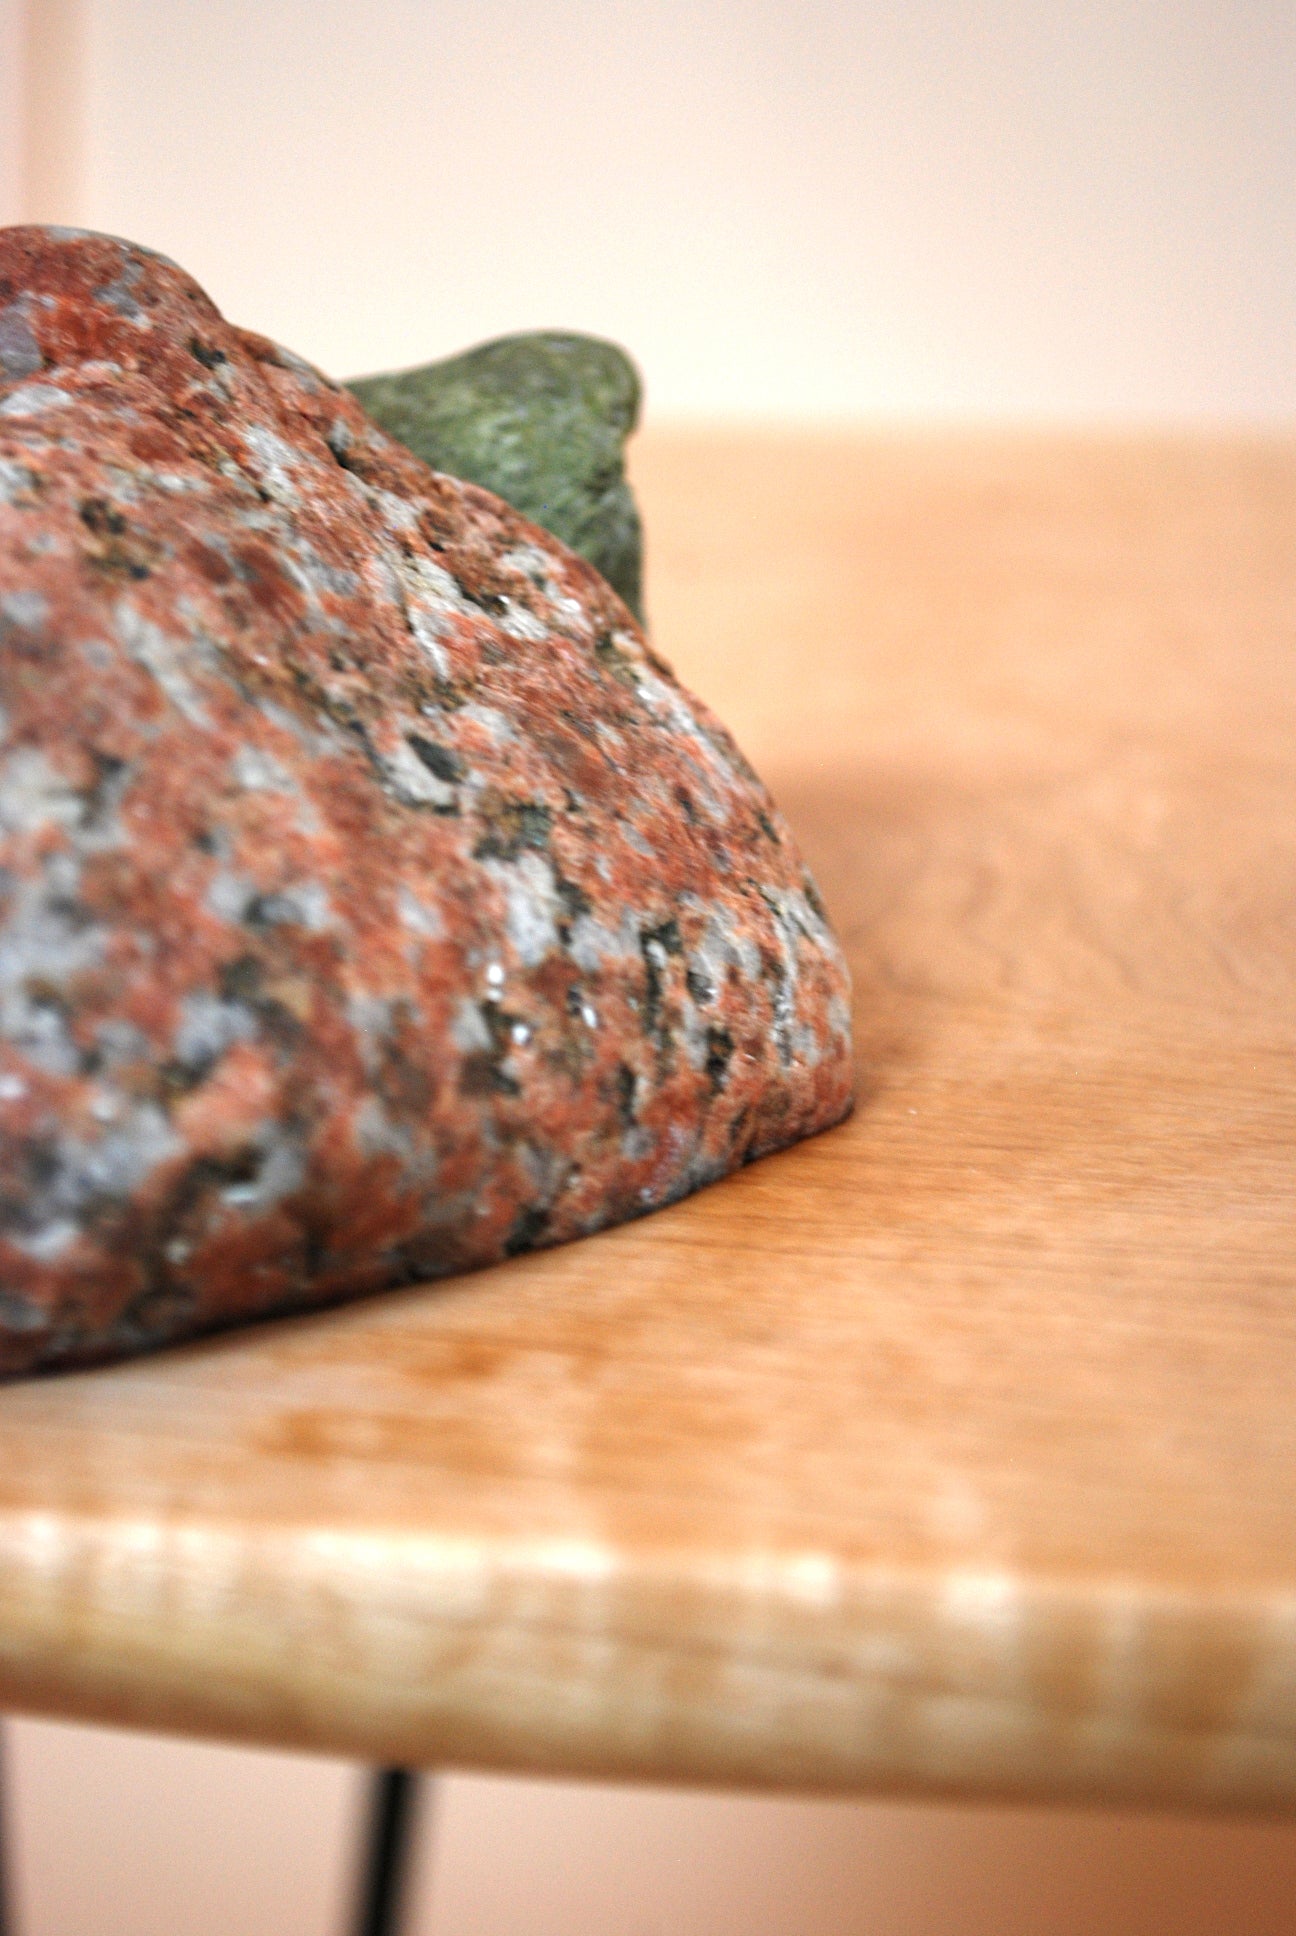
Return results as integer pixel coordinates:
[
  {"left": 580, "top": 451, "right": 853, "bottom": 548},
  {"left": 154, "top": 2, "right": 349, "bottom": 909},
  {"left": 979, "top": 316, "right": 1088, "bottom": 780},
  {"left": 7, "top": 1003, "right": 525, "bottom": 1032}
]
[{"left": 0, "top": 432, "right": 1292, "bottom": 1812}]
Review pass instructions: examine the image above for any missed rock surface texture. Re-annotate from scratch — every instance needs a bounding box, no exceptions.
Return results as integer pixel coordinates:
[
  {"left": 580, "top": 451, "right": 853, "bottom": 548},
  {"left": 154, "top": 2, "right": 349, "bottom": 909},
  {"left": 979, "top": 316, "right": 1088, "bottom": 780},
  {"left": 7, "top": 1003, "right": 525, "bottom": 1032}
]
[
  {"left": 0, "top": 226, "right": 853, "bottom": 1375},
  {"left": 350, "top": 332, "right": 645, "bottom": 622}
]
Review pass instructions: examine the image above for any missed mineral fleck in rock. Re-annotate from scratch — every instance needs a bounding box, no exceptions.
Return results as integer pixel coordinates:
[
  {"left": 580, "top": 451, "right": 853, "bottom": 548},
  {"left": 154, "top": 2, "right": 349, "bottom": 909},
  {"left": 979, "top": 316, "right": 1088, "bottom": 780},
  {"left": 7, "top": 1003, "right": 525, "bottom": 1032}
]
[{"left": 0, "top": 226, "right": 853, "bottom": 1375}]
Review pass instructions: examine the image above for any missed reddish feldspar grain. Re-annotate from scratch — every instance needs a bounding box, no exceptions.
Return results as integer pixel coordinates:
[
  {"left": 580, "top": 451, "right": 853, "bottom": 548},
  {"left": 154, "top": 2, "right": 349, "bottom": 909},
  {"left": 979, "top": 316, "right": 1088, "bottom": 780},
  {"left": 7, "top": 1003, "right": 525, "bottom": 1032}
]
[{"left": 0, "top": 226, "right": 853, "bottom": 1373}]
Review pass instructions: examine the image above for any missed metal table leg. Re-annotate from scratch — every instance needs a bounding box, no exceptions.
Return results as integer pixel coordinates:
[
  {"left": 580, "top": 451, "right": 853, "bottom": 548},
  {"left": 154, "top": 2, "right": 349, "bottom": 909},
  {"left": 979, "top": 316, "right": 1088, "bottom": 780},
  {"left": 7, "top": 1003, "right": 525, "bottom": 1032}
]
[{"left": 350, "top": 1767, "right": 422, "bottom": 1936}]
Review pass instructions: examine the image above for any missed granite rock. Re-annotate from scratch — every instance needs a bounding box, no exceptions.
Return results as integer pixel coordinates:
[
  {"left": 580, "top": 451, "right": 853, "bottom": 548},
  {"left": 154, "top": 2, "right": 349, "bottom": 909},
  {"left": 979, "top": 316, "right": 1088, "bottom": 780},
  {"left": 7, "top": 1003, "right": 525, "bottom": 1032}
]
[
  {"left": 0, "top": 225, "right": 853, "bottom": 1375},
  {"left": 350, "top": 333, "right": 645, "bottom": 621}
]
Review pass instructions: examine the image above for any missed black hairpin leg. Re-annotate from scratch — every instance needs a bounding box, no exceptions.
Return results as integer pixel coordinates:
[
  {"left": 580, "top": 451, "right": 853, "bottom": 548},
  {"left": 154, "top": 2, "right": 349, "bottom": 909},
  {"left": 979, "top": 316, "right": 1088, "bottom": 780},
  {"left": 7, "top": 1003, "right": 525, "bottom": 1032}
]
[{"left": 351, "top": 1767, "right": 422, "bottom": 1936}]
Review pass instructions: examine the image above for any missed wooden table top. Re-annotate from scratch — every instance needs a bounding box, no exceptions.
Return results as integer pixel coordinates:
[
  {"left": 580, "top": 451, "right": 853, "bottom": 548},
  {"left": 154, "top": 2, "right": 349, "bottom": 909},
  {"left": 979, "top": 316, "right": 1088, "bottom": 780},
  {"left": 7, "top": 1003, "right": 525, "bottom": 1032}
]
[{"left": 0, "top": 431, "right": 1292, "bottom": 1813}]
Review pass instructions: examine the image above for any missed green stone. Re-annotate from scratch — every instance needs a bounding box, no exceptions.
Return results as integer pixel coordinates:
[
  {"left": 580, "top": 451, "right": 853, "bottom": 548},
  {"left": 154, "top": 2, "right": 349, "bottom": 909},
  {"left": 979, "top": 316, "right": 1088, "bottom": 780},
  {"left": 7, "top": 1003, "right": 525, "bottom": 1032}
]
[{"left": 348, "top": 332, "right": 645, "bottom": 623}]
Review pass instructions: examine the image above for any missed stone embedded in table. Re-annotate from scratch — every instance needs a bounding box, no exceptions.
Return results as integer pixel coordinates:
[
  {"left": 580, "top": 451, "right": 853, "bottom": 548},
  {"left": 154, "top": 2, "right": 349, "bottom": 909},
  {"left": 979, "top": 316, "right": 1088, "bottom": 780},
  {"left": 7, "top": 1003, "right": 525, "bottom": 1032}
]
[{"left": 0, "top": 225, "right": 854, "bottom": 1375}]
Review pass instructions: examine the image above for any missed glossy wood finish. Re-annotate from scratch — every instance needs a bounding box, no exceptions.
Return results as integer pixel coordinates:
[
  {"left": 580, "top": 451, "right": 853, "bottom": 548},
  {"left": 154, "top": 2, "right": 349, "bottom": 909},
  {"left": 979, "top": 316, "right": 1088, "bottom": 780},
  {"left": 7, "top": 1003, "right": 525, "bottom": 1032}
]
[{"left": 0, "top": 432, "right": 1292, "bottom": 1811}]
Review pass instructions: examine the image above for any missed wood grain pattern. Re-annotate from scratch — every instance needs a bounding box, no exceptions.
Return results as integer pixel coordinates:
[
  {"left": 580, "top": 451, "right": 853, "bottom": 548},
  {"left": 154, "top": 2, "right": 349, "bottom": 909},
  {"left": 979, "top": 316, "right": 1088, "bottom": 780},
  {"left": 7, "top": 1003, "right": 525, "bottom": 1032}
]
[{"left": 0, "top": 432, "right": 1293, "bottom": 1811}]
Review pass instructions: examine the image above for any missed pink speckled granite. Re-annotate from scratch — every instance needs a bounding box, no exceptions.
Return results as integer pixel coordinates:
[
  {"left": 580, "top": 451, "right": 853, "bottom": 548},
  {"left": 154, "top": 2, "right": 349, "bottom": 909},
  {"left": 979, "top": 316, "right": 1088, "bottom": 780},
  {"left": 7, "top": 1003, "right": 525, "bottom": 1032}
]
[{"left": 0, "top": 226, "right": 853, "bottom": 1374}]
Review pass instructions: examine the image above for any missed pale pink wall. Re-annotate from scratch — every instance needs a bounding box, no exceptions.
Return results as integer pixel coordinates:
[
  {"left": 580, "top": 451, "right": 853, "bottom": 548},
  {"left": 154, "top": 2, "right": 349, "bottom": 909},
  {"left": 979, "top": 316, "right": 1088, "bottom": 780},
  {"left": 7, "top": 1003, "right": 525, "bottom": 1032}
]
[
  {"left": 12, "top": 0, "right": 1296, "bottom": 419},
  {"left": 6, "top": 1719, "right": 361, "bottom": 1936},
  {"left": 428, "top": 1772, "right": 1296, "bottom": 1936},
  {"left": 0, "top": 0, "right": 24, "bottom": 224},
  {"left": 8, "top": 1719, "right": 1296, "bottom": 1936}
]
